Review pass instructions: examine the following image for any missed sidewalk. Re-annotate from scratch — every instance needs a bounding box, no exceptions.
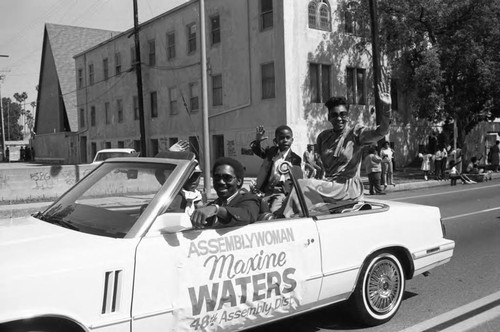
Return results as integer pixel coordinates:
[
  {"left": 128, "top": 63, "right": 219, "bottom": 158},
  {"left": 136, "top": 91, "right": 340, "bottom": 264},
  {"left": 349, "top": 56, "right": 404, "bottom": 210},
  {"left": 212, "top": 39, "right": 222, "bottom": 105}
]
[{"left": 1, "top": 166, "right": 499, "bottom": 219}]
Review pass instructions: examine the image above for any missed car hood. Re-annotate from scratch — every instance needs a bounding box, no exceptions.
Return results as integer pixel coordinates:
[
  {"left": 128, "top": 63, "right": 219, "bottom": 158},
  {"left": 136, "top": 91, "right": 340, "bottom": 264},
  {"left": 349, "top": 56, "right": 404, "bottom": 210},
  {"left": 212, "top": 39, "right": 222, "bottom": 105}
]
[{"left": 0, "top": 216, "right": 135, "bottom": 281}]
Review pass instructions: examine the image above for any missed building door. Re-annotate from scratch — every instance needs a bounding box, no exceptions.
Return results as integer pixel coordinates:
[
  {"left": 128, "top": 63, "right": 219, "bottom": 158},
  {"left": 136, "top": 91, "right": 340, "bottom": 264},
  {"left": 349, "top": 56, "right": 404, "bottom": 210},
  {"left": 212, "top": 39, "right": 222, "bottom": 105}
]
[
  {"left": 151, "top": 139, "right": 159, "bottom": 157},
  {"left": 134, "top": 140, "right": 141, "bottom": 156},
  {"left": 213, "top": 135, "right": 224, "bottom": 160},
  {"left": 80, "top": 136, "right": 87, "bottom": 164},
  {"left": 91, "top": 143, "right": 97, "bottom": 161}
]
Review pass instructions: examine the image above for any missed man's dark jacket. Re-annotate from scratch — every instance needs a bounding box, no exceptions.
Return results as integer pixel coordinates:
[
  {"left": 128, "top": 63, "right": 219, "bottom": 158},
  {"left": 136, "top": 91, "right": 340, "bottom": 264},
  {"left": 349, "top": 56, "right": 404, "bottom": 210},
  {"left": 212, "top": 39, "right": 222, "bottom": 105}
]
[
  {"left": 208, "top": 191, "right": 260, "bottom": 228},
  {"left": 250, "top": 140, "right": 302, "bottom": 194}
]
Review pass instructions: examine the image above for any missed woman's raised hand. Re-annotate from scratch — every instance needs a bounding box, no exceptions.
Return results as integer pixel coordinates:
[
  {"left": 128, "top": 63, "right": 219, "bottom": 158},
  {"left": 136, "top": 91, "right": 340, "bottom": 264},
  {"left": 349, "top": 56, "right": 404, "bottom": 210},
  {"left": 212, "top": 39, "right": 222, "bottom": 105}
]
[{"left": 378, "top": 80, "right": 392, "bottom": 106}]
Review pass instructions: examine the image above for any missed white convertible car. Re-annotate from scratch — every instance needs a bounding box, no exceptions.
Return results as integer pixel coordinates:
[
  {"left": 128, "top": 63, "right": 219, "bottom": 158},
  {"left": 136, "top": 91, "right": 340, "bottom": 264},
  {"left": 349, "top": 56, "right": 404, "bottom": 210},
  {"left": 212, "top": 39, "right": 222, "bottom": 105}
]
[{"left": 0, "top": 152, "right": 455, "bottom": 332}]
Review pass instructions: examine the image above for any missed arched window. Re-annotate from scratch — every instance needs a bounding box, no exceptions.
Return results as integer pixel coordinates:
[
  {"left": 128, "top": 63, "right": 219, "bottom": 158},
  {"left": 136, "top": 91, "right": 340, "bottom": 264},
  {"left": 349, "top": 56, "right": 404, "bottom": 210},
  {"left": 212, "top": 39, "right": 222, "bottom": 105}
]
[
  {"left": 319, "top": 3, "right": 330, "bottom": 30},
  {"left": 308, "top": 2, "right": 318, "bottom": 28},
  {"left": 308, "top": 0, "right": 331, "bottom": 31}
]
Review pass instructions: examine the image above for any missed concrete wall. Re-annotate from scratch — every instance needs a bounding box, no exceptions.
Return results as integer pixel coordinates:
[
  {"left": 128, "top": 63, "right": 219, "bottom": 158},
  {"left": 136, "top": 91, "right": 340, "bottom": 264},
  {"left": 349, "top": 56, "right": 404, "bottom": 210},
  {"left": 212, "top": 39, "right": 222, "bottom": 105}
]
[{"left": 0, "top": 164, "right": 96, "bottom": 204}]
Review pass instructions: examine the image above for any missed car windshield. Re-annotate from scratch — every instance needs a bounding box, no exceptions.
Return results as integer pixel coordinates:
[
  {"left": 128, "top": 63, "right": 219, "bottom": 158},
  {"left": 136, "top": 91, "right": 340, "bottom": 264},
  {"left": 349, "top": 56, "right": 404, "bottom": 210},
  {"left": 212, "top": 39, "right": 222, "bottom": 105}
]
[
  {"left": 37, "top": 161, "right": 176, "bottom": 238},
  {"left": 94, "top": 151, "right": 133, "bottom": 162}
]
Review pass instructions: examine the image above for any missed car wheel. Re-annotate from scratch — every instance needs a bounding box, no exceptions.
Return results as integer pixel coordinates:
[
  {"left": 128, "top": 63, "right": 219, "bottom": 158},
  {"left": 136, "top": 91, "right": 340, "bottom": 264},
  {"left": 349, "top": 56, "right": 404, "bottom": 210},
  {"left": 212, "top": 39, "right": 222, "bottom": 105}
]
[{"left": 351, "top": 252, "right": 405, "bottom": 326}]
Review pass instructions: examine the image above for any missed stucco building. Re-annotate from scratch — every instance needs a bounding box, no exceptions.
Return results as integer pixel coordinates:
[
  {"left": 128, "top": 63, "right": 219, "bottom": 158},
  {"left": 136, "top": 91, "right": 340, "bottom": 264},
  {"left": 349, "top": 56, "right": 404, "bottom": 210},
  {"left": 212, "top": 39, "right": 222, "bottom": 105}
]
[{"left": 73, "top": 0, "right": 427, "bottom": 173}]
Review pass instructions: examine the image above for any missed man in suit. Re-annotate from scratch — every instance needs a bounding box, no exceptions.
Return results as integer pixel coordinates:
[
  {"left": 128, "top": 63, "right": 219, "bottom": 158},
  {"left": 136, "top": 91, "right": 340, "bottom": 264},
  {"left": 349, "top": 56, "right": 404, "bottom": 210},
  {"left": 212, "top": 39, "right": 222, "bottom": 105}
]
[
  {"left": 190, "top": 157, "right": 260, "bottom": 229},
  {"left": 250, "top": 125, "right": 302, "bottom": 212}
]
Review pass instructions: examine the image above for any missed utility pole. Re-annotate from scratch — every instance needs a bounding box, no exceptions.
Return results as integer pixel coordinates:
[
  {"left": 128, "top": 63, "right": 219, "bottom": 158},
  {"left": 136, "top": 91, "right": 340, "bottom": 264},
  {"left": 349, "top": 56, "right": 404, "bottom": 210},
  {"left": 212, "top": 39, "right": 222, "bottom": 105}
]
[
  {"left": 0, "top": 55, "right": 9, "bottom": 160},
  {"left": 200, "top": 0, "right": 211, "bottom": 195},
  {"left": 133, "top": 0, "right": 147, "bottom": 156},
  {"left": 0, "top": 75, "right": 5, "bottom": 160},
  {"left": 369, "top": 0, "right": 382, "bottom": 126}
]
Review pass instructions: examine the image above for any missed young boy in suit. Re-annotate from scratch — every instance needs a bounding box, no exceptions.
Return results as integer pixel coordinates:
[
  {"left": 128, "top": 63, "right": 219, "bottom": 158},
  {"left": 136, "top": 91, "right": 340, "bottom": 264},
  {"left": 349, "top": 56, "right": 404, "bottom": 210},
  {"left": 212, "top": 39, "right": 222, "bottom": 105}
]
[{"left": 250, "top": 125, "right": 302, "bottom": 212}]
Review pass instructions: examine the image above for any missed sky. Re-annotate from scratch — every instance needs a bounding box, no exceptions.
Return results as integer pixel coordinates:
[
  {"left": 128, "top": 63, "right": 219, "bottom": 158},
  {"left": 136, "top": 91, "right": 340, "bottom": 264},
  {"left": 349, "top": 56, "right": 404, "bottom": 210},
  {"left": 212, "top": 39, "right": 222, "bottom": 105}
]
[{"left": 0, "top": 0, "right": 188, "bottom": 106}]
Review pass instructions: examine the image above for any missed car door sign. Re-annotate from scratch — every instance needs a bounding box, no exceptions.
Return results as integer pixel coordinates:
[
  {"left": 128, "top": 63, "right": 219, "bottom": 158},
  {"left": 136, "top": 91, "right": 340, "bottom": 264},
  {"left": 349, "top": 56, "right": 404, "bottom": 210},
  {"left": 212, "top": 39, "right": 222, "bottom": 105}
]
[{"left": 178, "top": 226, "right": 303, "bottom": 330}]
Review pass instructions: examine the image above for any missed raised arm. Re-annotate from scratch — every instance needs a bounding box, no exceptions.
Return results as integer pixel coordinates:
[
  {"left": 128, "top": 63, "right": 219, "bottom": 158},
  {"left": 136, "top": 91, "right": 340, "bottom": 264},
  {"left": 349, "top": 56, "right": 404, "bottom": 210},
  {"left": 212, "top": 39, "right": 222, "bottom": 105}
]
[
  {"left": 359, "top": 81, "right": 392, "bottom": 144},
  {"left": 249, "top": 125, "right": 269, "bottom": 159}
]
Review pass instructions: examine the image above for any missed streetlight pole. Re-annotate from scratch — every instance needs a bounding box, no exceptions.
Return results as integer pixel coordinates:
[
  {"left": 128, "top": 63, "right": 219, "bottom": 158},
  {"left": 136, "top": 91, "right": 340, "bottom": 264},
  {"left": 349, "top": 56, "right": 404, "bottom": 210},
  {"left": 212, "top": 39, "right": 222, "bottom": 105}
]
[{"left": 200, "top": 0, "right": 211, "bottom": 195}]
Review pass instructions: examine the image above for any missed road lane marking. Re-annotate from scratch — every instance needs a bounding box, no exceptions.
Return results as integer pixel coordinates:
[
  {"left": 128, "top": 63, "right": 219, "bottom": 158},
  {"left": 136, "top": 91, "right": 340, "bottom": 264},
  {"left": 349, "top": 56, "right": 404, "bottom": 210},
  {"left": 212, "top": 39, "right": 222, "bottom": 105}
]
[
  {"left": 441, "top": 305, "right": 500, "bottom": 331},
  {"left": 392, "top": 183, "right": 500, "bottom": 201},
  {"left": 441, "top": 206, "right": 500, "bottom": 221},
  {"left": 400, "top": 291, "right": 500, "bottom": 332}
]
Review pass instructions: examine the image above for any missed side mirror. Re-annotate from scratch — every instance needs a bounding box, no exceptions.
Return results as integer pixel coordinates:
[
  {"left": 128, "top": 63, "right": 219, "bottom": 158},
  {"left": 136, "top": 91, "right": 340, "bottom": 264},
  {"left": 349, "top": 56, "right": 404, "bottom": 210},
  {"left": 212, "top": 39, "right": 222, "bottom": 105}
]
[{"left": 151, "top": 212, "right": 193, "bottom": 234}]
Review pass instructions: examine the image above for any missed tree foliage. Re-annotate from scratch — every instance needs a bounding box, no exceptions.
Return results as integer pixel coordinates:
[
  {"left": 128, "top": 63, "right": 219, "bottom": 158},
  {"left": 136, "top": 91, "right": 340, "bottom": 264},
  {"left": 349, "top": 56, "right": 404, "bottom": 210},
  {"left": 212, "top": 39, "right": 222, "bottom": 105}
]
[
  {"left": 377, "top": 0, "right": 500, "bottom": 148},
  {"left": 1, "top": 97, "right": 24, "bottom": 141}
]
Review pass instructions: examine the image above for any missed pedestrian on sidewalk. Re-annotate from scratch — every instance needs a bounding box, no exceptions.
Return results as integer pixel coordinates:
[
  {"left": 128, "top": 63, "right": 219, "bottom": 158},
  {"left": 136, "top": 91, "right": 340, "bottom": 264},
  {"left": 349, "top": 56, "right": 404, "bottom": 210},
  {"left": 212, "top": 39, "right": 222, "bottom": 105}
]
[
  {"left": 419, "top": 150, "right": 433, "bottom": 181},
  {"left": 489, "top": 140, "right": 500, "bottom": 172},
  {"left": 380, "top": 141, "right": 395, "bottom": 188},
  {"left": 364, "top": 146, "right": 385, "bottom": 195},
  {"left": 303, "top": 144, "right": 323, "bottom": 179},
  {"left": 449, "top": 161, "right": 475, "bottom": 185},
  {"left": 441, "top": 146, "right": 448, "bottom": 179},
  {"left": 434, "top": 148, "right": 443, "bottom": 180}
]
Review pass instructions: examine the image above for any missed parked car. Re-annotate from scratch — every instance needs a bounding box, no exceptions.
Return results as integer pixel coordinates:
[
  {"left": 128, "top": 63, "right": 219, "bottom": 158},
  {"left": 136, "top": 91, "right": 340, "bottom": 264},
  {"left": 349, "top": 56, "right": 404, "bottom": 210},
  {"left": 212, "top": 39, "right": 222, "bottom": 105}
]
[
  {"left": 0, "top": 152, "right": 455, "bottom": 332},
  {"left": 92, "top": 148, "right": 138, "bottom": 164}
]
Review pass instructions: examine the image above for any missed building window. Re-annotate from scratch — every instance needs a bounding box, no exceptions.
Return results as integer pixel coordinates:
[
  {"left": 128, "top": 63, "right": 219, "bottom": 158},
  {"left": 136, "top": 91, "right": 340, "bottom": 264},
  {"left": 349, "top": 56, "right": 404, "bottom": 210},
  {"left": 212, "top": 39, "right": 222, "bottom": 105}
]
[
  {"left": 308, "top": 2, "right": 318, "bottom": 28},
  {"left": 189, "top": 82, "right": 199, "bottom": 112},
  {"left": 261, "top": 62, "right": 275, "bottom": 99},
  {"left": 212, "top": 75, "right": 223, "bottom": 106},
  {"left": 105, "top": 142, "right": 112, "bottom": 149},
  {"left": 115, "top": 52, "right": 122, "bottom": 75},
  {"left": 105, "top": 102, "right": 110, "bottom": 124},
  {"left": 130, "top": 46, "right": 136, "bottom": 67},
  {"left": 117, "top": 99, "right": 124, "bottom": 123},
  {"left": 88, "top": 64, "right": 94, "bottom": 85},
  {"left": 151, "top": 139, "right": 159, "bottom": 157},
  {"left": 308, "top": 1, "right": 331, "bottom": 31},
  {"left": 260, "top": 0, "right": 273, "bottom": 30},
  {"left": 150, "top": 91, "right": 158, "bottom": 118},
  {"left": 310, "top": 63, "right": 331, "bottom": 103},
  {"left": 148, "top": 39, "right": 156, "bottom": 66},
  {"left": 78, "top": 68, "right": 83, "bottom": 88},
  {"left": 213, "top": 134, "right": 225, "bottom": 160},
  {"left": 133, "top": 95, "right": 139, "bottom": 120},
  {"left": 345, "top": 2, "right": 367, "bottom": 37},
  {"left": 167, "top": 32, "right": 176, "bottom": 60},
  {"left": 117, "top": 141, "right": 124, "bottom": 148},
  {"left": 187, "top": 23, "right": 197, "bottom": 54},
  {"left": 79, "top": 108, "right": 85, "bottom": 128},
  {"left": 90, "top": 106, "right": 96, "bottom": 126},
  {"left": 103, "top": 58, "right": 109, "bottom": 80},
  {"left": 211, "top": 15, "right": 220, "bottom": 45},
  {"left": 169, "top": 87, "right": 178, "bottom": 115},
  {"left": 346, "top": 67, "right": 366, "bottom": 105}
]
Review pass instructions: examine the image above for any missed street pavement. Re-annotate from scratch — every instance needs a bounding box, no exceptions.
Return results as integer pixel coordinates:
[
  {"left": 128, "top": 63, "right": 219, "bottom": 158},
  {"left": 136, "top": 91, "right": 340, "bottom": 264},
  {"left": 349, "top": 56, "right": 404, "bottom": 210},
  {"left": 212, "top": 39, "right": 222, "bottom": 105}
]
[{"left": 1, "top": 163, "right": 499, "bottom": 219}]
